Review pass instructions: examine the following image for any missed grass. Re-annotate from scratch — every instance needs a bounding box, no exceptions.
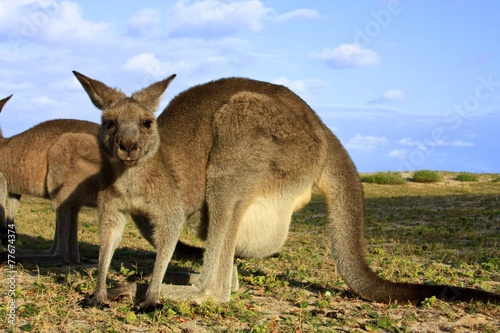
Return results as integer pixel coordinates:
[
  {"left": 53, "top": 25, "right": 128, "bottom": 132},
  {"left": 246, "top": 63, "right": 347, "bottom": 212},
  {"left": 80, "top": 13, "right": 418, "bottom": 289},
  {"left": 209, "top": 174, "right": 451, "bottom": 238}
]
[
  {"left": 491, "top": 175, "right": 500, "bottom": 183},
  {"left": 1, "top": 172, "right": 499, "bottom": 332},
  {"left": 412, "top": 170, "right": 443, "bottom": 183},
  {"left": 360, "top": 171, "right": 406, "bottom": 185},
  {"left": 456, "top": 172, "right": 480, "bottom": 182}
]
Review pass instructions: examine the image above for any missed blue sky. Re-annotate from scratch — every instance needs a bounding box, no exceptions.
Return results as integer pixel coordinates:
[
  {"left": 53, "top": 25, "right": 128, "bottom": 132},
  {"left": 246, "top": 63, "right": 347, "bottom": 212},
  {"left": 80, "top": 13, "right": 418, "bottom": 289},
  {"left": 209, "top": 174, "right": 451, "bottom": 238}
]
[{"left": 1, "top": 0, "right": 499, "bottom": 172}]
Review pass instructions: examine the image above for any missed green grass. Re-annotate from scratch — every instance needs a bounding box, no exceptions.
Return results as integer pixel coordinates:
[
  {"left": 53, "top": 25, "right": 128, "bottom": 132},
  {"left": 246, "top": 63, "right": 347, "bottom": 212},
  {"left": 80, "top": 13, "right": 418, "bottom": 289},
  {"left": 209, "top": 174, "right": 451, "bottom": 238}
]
[
  {"left": 456, "top": 172, "right": 480, "bottom": 182},
  {"left": 412, "top": 170, "right": 443, "bottom": 183},
  {"left": 1, "top": 172, "right": 499, "bottom": 332},
  {"left": 360, "top": 171, "right": 406, "bottom": 185}
]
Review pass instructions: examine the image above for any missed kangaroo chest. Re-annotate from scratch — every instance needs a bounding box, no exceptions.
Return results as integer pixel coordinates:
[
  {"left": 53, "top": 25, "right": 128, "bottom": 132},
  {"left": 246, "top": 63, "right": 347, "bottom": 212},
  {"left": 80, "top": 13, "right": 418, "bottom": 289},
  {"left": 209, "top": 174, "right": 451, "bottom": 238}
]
[{"left": 107, "top": 166, "right": 161, "bottom": 214}]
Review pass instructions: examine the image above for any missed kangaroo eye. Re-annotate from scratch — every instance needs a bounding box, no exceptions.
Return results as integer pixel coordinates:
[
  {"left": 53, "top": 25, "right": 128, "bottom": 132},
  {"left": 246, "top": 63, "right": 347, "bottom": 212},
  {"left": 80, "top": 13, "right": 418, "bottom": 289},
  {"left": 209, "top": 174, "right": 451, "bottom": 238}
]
[
  {"left": 103, "top": 119, "right": 115, "bottom": 130},
  {"left": 142, "top": 120, "right": 153, "bottom": 129}
]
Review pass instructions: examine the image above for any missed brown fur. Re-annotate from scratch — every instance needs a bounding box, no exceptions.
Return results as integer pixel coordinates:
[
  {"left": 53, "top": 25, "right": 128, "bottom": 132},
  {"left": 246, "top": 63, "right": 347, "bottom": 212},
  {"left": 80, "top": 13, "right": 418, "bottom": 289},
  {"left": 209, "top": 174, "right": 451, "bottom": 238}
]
[
  {"left": 0, "top": 94, "right": 101, "bottom": 263},
  {"left": 0, "top": 95, "right": 201, "bottom": 265},
  {"left": 74, "top": 72, "right": 499, "bottom": 309},
  {"left": 0, "top": 95, "right": 14, "bottom": 247}
]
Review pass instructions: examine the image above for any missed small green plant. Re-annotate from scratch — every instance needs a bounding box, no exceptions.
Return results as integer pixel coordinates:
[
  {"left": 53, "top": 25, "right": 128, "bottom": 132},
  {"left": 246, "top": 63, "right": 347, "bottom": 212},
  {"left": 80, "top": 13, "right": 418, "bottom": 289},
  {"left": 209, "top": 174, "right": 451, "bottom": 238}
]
[
  {"left": 361, "top": 171, "right": 406, "bottom": 185},
  {"left": 455, "top": 172, "right": 479, "bottom": 182},
  {"left": 412, "top": 170, "right": 442, "bottom": 183},
  {"left": 421, "top": 296, "right": 438, "bottom": 308},
  {"left": 119, "top": 263, "right": 137, "bottom": 278}
]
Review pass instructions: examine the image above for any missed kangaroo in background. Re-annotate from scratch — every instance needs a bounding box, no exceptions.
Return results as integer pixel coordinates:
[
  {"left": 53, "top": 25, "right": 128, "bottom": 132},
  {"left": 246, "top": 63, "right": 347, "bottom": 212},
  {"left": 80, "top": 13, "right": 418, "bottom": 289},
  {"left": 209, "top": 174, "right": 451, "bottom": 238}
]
[
  {"left": 74, "top": 71, "right": 499, "bottom": 310},
  {"left": 0, "top": 95, "right": 13, "bottom": 245},
  {"left": 0, "top": 94, "right": 101, "bottom": 264}
]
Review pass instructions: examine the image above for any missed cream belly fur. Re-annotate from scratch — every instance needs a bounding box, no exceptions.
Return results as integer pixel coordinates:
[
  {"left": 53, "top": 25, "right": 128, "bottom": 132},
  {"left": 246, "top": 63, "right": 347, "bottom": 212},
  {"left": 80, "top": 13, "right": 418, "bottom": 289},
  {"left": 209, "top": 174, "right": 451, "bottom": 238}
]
[{"left": 235, "top": 186, "right": 313, "bottom": 258}]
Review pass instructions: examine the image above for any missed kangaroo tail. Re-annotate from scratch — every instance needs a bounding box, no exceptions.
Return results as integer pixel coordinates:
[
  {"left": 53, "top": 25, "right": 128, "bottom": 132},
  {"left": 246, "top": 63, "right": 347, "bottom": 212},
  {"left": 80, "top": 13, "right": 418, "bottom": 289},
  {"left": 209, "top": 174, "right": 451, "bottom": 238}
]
[{"left": 316, "top": 128, "right": 500, "bottom": 304}]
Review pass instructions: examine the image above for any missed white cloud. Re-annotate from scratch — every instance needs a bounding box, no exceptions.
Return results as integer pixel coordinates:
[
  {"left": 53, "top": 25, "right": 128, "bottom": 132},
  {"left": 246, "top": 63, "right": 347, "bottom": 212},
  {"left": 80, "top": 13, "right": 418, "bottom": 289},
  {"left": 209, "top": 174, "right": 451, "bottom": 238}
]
[
  {"left": 398, "top": 137, "right": 430, "bottom": 151},
  {"left": 0, "top": 0, "right": 40, "bottom": 31},
  {"left": 370, "top": 89, "right": 406, "bottom": 104},
  {"left": 310, "top": 44, "right": 380, "bottom": 69},
  {"left": 387, "top": 149, "right": 407, "bottom": 158},
  {"left": 272, "top": 77, "right": 306, "bottom": 92},
  {"left": 429, "top": 140, "right": 474, "bottom": 147},
  {"left": 399, "top": 137, "right": 418, "bottom": 146},
  {"left": 31, "top": 95, "right": 61, "bottom": 105},
  {"left": 49, "top": 77, "right": 84, "bottom": 91},
  {"left": 0, "top": 80, "right": 35, "bottom": 91},
  {"left": 123, "top": 52, "right": 195, "bottom": 78},
  {"left": 45, "top": 2, "right": 112, "bottom": 42},
  {"left": 274, "top": 9, "right": 321, "bottom": 23},
  {"left": 123, "top": 53, "right": 174, "bottom": 76},
  {"left": 168, "top": 0, "right": 272, "bottom": 38},
  {"left": 126, "top": 8, "right": 161, "bottom": 37},
  {"left": 399, "top": 137, "right": 473, "bottom": 148},
  {"left": 345, "top": 134, "right": 387, "bottom": 151},
  {"left": 1, "top": 1, "right": 113, "bottom": 44}
]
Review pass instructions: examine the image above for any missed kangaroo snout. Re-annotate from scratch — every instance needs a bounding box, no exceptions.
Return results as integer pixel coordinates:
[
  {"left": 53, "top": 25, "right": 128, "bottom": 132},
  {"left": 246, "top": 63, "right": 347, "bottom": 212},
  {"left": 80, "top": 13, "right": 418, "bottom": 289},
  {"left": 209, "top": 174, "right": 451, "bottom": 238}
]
[
  {"left": 119, "top": 139, "right": 138, "bottom": 153},
  {"left": 116, "top": 136, "right": 141, "bottom": 162}
]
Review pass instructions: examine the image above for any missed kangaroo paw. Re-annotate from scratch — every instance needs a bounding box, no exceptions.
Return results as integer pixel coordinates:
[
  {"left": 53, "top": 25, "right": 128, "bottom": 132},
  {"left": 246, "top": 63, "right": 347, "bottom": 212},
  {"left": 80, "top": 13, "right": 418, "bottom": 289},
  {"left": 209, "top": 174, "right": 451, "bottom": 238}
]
[
  {"left": 107, "top": 283, "right": 140, "bottom": 301},
  {"left": 80, "top": 292, "right": 110, "bottom": 309},
  {"left": 135, "top": 300, "right": 164, "bottom": 313}
]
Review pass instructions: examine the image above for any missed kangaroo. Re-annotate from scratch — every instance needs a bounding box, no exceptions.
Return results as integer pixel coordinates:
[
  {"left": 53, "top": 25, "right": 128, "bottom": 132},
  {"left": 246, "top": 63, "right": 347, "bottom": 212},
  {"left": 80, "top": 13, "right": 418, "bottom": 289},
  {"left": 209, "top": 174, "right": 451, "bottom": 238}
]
[
  {"left": 0, "top": 94, "right": 101, "bottom": 264},
  {"left": 0, "top": 95, "right": 13, "bottom": 246},
  {"left": 74, "top": 71, "right": 499, "bottom": 310},
  {"left": 0, "top": 95, "right": 201, "bottom": 265}
]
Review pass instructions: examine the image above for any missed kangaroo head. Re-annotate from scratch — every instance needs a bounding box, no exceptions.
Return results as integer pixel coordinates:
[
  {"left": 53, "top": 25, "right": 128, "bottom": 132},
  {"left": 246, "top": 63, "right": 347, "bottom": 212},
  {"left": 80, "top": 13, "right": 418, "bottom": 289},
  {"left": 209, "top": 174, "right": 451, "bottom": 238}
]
[
  {"left": 0, "top": 94, "right": 12, "bottom": 138},
  {"left": 73, "top": 71, "right": 176, "bottom": 166},
  {"left": 0, "top": 95, "right": 13, "bottom": 113}
]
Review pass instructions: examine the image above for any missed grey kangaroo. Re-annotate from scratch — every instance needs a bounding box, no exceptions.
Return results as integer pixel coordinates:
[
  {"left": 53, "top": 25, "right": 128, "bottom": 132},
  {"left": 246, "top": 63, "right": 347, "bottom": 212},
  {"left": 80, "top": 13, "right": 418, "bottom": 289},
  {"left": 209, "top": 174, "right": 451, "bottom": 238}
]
[
  {"left": 0, "top": 94, "right": 100, "bottom": 264},
  {"left": 73, "top": 71, "right": 499, "bottom": 310},
  {"left": 0, "top": 95, "right": 200, "bottom": 265},
  {"left": 0, "top": 95, "right": 14, "bottom": 246}
]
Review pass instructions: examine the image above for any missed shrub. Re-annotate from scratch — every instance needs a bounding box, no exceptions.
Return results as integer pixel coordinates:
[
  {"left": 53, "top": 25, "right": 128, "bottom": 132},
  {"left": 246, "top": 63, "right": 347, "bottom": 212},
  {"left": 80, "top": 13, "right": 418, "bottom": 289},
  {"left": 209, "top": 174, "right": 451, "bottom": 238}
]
[
  {"left": 455, "top": 172, "right": 479, "bottom": 182},
  {"left": 360, "top": 172, "right": 406, "bottom": 185},
  {"left": 412, "top": 170, "right": 442, "bottom": 183},
  {"left": 491, "top": 175, "right": 500, "bottom": 182}
]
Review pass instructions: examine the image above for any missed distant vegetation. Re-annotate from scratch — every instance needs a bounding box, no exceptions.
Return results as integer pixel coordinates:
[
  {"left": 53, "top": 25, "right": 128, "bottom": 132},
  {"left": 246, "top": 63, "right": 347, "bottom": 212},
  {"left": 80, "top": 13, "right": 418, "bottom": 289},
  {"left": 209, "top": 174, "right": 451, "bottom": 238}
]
[
  {"left": 455, "top": 172, "right": 480, "bottom": 182},
  {"left": 360, "top": 171, "right": 500, "bottom": 184},
  {"left": 360, "top": 171, "right": 406, "bottom": 185},
  {"left": 412, "top": 170, "right": 442, "bottom": 183}
]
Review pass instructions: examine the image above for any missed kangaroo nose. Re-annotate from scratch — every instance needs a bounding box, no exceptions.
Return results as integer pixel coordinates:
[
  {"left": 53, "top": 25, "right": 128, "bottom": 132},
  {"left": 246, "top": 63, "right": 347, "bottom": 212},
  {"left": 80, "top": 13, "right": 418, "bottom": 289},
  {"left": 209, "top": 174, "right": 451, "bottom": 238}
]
[{"left": 119, "top": 139, "right": 138, "bottom": 153}]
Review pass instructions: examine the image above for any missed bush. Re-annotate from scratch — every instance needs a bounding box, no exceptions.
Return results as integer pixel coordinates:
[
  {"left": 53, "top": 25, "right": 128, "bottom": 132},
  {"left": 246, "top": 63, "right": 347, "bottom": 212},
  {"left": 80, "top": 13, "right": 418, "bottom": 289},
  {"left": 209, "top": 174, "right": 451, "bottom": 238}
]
[
  {"left": 455, "top": 172, "right": 479, "bottom": 182},
  {"left": 360, "top": 172, "right": 406, "bottom": 185},
  {"left": 412, "top": 170, "right": 442, "bottom": 183},
  {"left": 491, "top": 175, "right": 500, "bottom": 183}
]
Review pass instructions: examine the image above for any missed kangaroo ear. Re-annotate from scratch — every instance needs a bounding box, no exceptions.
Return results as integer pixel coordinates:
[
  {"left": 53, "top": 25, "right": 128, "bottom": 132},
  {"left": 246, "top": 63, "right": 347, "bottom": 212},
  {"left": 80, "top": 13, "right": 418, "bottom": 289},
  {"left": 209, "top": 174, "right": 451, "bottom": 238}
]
[
  {"left": 0, "top": 94, "right": 13, "bottom": 113},
  {"left": 131, "top": 74, "right": 176, "bottom": 112},
  {"left": 73, "top": 71, "right": 127, "bottom": 110}
]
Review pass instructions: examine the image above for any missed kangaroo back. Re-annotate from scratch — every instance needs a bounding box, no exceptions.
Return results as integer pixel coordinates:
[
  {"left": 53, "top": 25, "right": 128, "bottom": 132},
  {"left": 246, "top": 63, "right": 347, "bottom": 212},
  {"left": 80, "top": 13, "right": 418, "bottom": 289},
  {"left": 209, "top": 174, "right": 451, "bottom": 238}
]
[
  {"left": 1, "top": 119, "right": 98, "bottom": 197},
  {"left": 156, "top": 78, "right": 328, "bottom": 214}
]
